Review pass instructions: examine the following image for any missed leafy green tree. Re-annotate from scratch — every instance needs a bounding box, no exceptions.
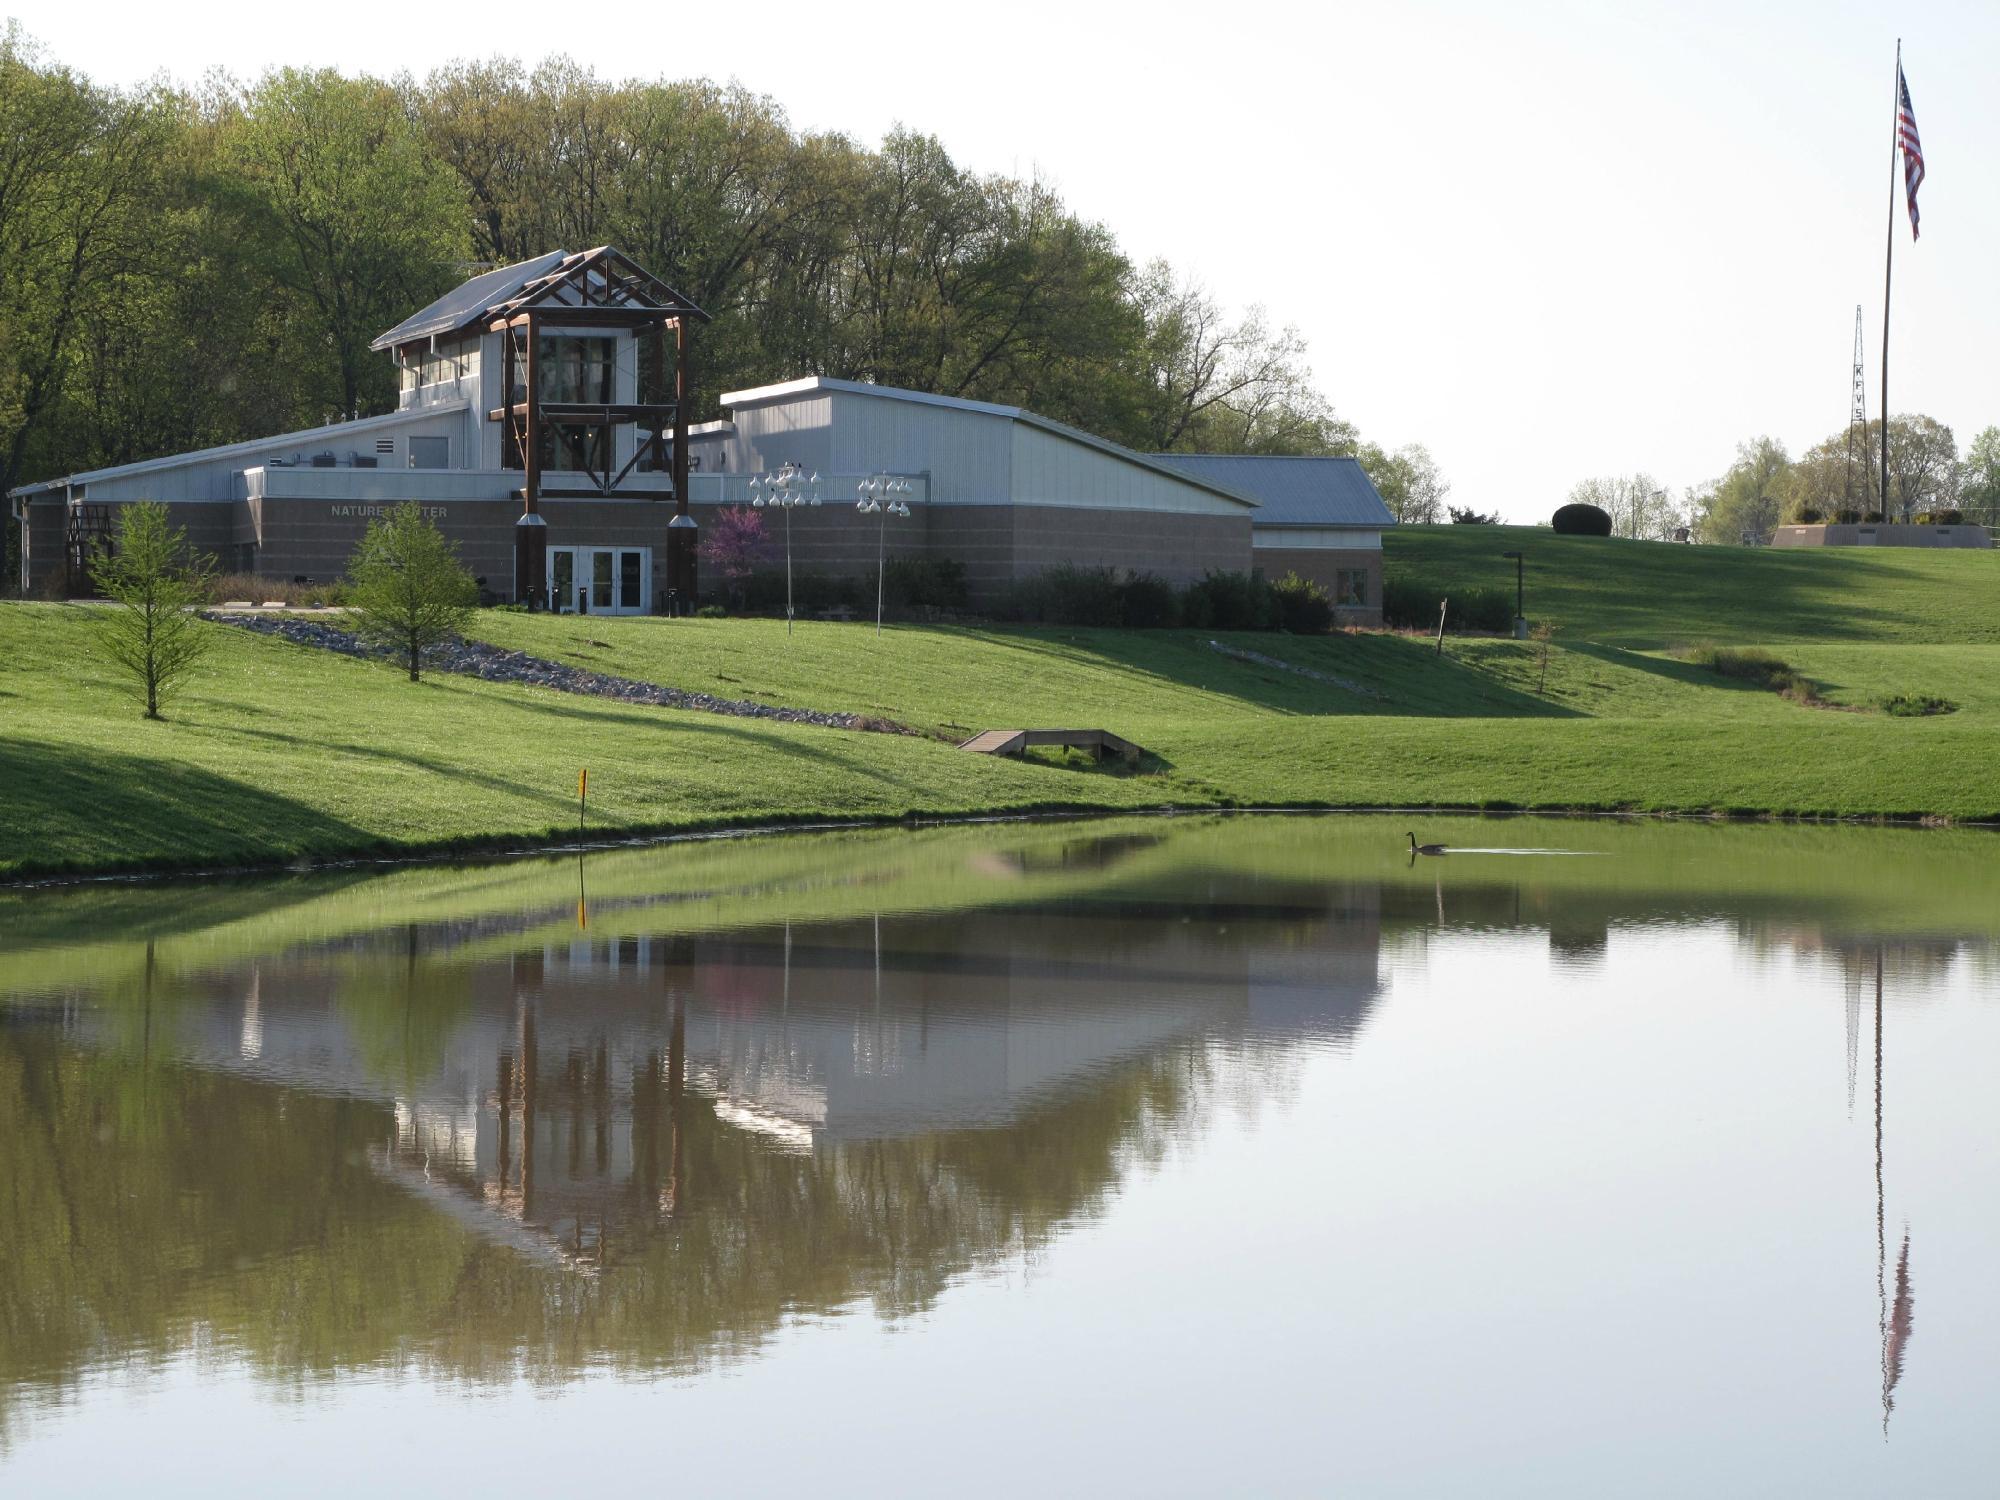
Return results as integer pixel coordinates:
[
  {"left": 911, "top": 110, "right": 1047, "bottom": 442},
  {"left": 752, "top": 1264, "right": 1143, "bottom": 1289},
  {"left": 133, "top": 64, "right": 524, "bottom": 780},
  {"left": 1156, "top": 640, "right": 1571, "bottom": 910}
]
[
  {"left": 1562, "top": 474, "right": 1677, "bottom": 539},
  {"left": 1129, "top": 258, "right": 1355, "bottom": 455},
  {"left": 0, "top": 26, "right": 168, "bottom": 587},
  {"left": 88, "top": 501, "right": 216, "bottom": 719},
  {"left": 1959, "top": 426, "right": 2000, "bottom": 527},
  {"left": 347, "top": 503, "right": 477, "bottom": 682},
  {"left": 1360, "top": 442, "right": 1449, "bottom": 523},
  {"left": 221, "top": 68, "right": 470, "bottom": 421},
  {"left": 1695, "top": 437, "right": 1791, "bottom": 544}
]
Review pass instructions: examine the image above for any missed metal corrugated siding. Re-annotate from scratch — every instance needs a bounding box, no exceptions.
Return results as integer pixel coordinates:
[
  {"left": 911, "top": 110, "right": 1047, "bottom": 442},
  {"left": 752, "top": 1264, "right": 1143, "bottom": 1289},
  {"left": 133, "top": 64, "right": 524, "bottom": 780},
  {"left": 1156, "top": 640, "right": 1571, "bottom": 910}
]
[
  {"left": 1009, "top": 425, "right": 1246, "bottom": 515},
  {"left": 832, "top": 390, "right": 1013, "bottom": 503},
  {"left": 1145, "top": 454, "right": 1393, "bottom": 526}
]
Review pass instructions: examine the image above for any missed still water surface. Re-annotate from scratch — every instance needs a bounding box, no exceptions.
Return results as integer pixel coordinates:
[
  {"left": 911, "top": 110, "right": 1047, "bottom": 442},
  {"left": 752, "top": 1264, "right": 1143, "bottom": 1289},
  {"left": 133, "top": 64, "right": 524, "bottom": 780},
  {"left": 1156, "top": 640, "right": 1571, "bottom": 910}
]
[{"left": 2, "top": 814, "right": 1998, "bottom": 1495}]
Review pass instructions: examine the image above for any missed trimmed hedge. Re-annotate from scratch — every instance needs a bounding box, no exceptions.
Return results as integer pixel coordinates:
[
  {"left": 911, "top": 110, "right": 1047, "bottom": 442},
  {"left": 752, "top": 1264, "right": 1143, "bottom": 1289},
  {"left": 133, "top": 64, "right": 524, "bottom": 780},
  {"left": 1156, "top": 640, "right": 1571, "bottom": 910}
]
[{"left": 1551, "top": 502, "right": 1613, "bottom": 537}]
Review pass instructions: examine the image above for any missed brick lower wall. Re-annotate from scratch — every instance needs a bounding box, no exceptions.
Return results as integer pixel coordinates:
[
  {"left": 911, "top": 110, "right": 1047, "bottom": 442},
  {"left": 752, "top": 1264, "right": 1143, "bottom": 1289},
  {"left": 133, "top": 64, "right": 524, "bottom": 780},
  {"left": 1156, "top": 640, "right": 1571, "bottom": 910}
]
[
  {"left": 31, "top": 491, "right": 1269, "bottom": 617},
  {"left": 935, "top": 505, "right": 1253, "bottom": 610},
  {"left": 1253, "top": 545, "right": 1383, "bottom": 626}
]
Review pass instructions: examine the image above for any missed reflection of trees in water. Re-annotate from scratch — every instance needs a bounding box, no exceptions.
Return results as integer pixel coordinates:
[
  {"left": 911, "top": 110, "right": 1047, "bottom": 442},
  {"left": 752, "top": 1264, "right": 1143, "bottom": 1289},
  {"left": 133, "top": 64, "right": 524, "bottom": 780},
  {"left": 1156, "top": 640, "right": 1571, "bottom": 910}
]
[{"left": 0, "top": 1024, "right": 1214, "bottom": 1422}]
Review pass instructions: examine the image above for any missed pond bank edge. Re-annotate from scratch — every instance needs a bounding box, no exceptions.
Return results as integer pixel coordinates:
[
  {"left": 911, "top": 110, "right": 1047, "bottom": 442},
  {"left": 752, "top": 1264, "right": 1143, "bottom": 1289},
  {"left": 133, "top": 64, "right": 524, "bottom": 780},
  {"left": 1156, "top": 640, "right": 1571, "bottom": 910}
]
[{"left": 6, "top": 795, "right": 1998, "bottom": 890}]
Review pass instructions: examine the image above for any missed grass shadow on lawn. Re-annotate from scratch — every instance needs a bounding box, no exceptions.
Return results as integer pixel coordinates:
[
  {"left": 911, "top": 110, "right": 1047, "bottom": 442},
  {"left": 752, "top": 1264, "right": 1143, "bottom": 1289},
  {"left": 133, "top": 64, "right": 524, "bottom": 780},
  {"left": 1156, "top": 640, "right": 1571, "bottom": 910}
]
[
  {"left": 1562, "top": 642, "right": 1790, "bottom": 697},
  {"left": 955, "top": 626, "right": 1580, "bottom": 722},
  {"left": 1387, "top": 527, "right": 1980, "bottom": 647},
  {"left": 0, "top": 737, "right": 374, "bottom": 876}
]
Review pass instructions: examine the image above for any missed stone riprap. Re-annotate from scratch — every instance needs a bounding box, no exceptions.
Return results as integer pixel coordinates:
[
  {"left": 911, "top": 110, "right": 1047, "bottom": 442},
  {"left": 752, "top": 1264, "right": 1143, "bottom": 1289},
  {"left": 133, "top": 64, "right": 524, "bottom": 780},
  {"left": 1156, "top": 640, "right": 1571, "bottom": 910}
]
[{"left": 207, "top": 613, "right": 906, "bottom": 733}]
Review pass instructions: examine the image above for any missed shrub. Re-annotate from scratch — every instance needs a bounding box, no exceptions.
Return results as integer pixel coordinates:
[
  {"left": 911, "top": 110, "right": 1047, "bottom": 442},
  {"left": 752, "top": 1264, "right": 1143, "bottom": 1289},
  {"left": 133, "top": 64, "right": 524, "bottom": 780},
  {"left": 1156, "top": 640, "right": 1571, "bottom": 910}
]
[
  {"left": 695, "top": 604, "right": 727, "bottom": 619},
  {"left": 1921, "top": 509, "right": 1965, "bottom": 526},
  {"left": 205, "top": 573, "right": 349, "bottom": 607},
  {"left": 1552, "top": 502, "right": 1613, "bottom": 536},
  {"left": 882, "top": 555, "right": 968, "bottom": 613},
  {"left": 738, "top": 569, "right": 867, "bottom": 617},
  {"left": 1795, "top": 507, "right": 1825, "bottom": 524},
  {"left": 1449, "top": 506, "right": 1501, "bottom": 525},
  {"left": 999, "top": 564, "right": 1123, "bottom": 626},
  {"left": 1835, "top": 509, "right": 1862, "bottom": 525},
  {"left": 1382, "top": 579, "right": 1516, "bottom": 634},
  {"left": 1184, "top": 570, "right": 1276, "bottom": 630},
  {"left": 1270, "top": 572, "right": 1335, "bottom": 634},
  {"left": 1881, "top": 693, "right": 1957, "bottom": 717},
  {"left": 1119, "top": 572, "right": 1181, "bottom": 628},
  {"left": 1678, "top": 643, "right": 1822, "bottom": 705},
  {"left": 1863, "top": 511, "right": 1885, "bottom": 523}
]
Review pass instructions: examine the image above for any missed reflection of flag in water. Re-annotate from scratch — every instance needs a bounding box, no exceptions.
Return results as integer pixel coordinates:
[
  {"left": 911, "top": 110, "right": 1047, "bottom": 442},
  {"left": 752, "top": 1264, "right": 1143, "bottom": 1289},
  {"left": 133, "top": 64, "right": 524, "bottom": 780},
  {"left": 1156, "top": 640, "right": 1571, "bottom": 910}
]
[{"left": 1881, "top": 1230, "right": 1915, "bottom": 1428}]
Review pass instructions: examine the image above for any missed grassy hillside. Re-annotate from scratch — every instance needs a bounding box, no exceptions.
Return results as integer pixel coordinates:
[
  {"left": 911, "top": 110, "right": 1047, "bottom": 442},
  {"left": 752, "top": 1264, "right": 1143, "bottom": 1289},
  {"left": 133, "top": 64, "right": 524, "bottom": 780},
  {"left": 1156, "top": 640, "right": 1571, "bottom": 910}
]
[
  {"left": 1384, "top": 524, "right": 2000, "bottom": 647},
  {"left": 6, "top": 523, "right": 2000, "bottom": 879}
]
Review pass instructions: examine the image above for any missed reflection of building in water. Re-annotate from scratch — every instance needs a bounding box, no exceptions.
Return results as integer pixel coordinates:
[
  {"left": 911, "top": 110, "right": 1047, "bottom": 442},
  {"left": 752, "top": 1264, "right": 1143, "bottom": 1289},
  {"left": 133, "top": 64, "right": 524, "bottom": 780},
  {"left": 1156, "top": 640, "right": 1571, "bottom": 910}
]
[{"left": 68, "top": 887, "right": 1384, "bottom": 1272}]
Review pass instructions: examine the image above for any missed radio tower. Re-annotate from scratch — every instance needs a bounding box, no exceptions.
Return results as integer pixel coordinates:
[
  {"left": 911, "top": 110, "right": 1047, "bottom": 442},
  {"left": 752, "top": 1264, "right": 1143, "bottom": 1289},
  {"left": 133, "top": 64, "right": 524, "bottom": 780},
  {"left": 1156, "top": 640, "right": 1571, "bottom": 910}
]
[{"left": 1845, "top": 307, "right": 1868, "bottom": 512}]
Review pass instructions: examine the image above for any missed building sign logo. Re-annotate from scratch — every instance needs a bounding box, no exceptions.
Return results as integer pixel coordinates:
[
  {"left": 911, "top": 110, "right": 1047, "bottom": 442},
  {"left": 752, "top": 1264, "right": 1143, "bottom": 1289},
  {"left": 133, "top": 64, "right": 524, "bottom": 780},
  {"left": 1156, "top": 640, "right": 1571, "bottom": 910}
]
[{"left": 330, "top": 504, "right": 449, "bottom": 520}]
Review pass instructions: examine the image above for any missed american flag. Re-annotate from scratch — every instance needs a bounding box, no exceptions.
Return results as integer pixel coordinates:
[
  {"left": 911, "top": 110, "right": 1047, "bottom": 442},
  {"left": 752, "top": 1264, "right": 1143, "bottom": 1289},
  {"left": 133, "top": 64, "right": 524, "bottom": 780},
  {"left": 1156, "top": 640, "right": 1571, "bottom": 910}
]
[{"left": 1897, "top": 65, "right": 1925, "bottom": 239}]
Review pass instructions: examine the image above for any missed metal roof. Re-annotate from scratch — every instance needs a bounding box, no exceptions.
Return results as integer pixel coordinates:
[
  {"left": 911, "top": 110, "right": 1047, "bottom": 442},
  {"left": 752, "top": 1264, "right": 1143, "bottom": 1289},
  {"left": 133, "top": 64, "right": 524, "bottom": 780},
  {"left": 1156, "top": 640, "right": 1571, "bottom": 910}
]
[
  {"left": 1143, "top": 454, "right": 1393, "bottom": 528},
  {"left": 371, "top": 247, "right": 709, "bottom": 352},
  {"left": 717, "top": 377, "right": 1262, "bottom": 510},
  {"left": 370, "top": 251, "right": 569, "bottom": 352},
  {"left": 6, "top": 403, "right": 470, "bottom": 497}
]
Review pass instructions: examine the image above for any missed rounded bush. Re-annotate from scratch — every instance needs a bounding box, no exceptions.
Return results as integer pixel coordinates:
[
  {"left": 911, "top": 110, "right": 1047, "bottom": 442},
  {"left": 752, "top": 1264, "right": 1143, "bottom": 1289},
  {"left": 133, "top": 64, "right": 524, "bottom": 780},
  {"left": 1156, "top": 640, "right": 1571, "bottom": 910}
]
[{"left": 1552, "top": 502, "right": 1613, "bottom": 536}]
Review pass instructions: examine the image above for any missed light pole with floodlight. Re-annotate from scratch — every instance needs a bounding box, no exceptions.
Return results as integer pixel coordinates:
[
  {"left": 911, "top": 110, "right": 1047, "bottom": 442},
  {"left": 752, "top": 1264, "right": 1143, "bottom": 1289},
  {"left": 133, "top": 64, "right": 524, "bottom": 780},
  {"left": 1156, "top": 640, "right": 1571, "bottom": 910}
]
[
  {"left": 856, "top": 474, "right": 913, "bottom": 635},
  {"left": 749, "top": 462, "right": 820, "bottom": 634}
]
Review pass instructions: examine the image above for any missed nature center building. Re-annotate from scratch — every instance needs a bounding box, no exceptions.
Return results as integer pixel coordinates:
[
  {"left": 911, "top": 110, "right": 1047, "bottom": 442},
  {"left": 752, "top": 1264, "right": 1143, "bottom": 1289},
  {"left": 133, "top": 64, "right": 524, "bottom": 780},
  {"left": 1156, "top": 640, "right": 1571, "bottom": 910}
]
[{"left": 10, "top": 248, "right": 1391, "bottom": 621}]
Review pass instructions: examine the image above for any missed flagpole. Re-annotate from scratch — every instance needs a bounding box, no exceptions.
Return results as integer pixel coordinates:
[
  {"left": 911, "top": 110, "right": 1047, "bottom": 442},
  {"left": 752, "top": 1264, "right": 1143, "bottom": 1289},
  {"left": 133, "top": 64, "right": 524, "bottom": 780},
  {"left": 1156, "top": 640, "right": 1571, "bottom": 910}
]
[{"left": 1880, "top": 40, "right": 1899, "bottom": 522}]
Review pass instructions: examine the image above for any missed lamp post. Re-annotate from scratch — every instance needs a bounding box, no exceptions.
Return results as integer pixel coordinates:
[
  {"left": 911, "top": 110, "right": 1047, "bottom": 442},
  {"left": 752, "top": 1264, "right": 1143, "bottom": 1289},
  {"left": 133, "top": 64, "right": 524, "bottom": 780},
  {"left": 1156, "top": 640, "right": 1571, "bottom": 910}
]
[
  {"left": 1501, "top": 549, "right": 1525, "bottom": 638},
  {"left": 749, "top": 462, "right": 820, "bottom": 635},
  {"left": 1639, "top": 486, "right": 1666, "bottom": 540},
  {"left": 856, "top": 474, "right": 913, "bottom": 635}
]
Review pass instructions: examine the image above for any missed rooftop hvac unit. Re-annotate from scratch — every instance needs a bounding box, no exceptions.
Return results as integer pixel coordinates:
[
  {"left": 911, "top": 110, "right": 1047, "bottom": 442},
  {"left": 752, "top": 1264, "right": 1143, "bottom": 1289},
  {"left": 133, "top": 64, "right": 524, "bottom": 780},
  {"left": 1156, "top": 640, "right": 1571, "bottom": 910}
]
[{"left": 311, "top": 452, "right": 336, "bottom": 468}]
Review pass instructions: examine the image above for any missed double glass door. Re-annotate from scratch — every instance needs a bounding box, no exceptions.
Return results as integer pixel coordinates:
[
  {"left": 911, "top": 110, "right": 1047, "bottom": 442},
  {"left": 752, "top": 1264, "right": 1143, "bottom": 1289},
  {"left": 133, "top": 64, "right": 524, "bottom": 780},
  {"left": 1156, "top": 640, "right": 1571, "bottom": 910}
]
[{"left": 549, "top": 546, "right": 650, "bottom": 615}]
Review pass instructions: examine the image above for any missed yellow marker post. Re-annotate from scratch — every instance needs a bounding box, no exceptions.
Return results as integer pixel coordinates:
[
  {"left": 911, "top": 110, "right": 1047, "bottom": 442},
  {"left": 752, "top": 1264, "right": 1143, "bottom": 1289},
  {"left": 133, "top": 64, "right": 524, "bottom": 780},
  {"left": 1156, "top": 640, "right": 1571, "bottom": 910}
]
[{"left": 578, "top": 767, "right": 588, "bottom": 842}]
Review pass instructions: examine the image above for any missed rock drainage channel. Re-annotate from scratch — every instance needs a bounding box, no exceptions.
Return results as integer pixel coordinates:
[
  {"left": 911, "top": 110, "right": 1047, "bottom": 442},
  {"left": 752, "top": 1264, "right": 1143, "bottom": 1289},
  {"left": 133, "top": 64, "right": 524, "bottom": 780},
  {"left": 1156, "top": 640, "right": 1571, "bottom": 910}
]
[{"left": 207, "top": 613, "right": 911, "bottom": 734}]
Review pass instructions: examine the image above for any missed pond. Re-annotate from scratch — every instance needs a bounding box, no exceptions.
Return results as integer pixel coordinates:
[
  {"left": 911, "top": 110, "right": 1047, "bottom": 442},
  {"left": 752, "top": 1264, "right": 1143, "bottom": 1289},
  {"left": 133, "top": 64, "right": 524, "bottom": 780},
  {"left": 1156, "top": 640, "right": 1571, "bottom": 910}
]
[{"left": 2, "top": 814, "right": 1997, "bottom": 1495}]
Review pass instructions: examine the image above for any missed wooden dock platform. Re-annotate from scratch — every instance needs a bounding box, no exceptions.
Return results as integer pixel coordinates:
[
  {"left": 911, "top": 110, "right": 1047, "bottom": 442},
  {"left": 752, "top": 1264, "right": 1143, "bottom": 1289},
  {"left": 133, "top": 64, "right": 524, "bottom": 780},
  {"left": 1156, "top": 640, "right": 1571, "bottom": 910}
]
[{"left": 957, "top": 728, "right": 1144, "bottom": 764}]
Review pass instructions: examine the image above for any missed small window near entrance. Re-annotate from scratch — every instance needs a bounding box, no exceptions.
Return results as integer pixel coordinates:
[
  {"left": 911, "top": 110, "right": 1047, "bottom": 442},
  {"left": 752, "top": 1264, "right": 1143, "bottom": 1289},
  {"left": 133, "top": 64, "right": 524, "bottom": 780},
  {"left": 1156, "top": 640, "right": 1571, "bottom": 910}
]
[
  {"left": 408, "top": 436, "right": 448, "bottom": 470},
  {"left": 619, "top": 550, "right": 642, "bottom": 610}
]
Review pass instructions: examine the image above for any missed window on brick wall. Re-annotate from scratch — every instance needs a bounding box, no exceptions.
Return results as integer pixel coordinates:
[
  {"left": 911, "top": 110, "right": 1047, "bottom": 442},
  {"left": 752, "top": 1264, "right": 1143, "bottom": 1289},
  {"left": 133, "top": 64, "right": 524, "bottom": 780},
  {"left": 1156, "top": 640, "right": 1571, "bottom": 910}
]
[{"left": 1334, "top": 569, "right": 1368, "bottom": 607}]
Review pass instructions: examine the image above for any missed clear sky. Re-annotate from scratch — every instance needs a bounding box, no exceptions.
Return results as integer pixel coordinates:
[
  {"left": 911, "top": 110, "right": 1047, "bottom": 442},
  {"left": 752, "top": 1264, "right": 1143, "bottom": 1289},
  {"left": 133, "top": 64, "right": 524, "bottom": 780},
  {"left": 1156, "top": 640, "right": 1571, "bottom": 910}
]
[{"left": 9, "top": 0, "right": 1996, "bottom": 519}]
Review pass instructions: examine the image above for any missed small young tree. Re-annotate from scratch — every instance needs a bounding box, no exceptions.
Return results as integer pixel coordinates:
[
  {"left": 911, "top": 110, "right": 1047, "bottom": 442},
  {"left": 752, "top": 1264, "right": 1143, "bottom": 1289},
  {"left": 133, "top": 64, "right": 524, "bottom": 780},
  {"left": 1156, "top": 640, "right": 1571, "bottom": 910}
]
[
  {"left": 1533, "top": 619, "right": 1557, "bottom": 694},
  {"left": 347, "top": 503, "right": 477, "bottom": 681},
  {"left": 89, "top": 502, "right": 216, "bottom": 719}
]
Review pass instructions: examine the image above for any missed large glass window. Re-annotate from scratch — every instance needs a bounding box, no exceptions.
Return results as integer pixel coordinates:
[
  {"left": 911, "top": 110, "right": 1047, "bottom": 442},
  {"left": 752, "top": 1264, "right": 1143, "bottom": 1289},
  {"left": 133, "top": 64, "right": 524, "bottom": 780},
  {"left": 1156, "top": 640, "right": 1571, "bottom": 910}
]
[
  {"left": 539, "top": 336, "right": 615, "bottom": 404},
  {"left": 537, "top": 423, "right": 610, "bottom": 475}
]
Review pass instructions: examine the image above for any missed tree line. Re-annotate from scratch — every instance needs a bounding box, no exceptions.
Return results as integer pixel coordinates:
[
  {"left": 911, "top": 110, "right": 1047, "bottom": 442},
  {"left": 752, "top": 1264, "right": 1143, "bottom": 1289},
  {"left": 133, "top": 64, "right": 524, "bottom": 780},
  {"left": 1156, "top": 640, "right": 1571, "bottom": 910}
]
[
  {"left": 1, "top": 28, "right": 1447, "bottom": 551},
  {"left": 1564, "top": 414, "right": 2000, "bottom": 546}
]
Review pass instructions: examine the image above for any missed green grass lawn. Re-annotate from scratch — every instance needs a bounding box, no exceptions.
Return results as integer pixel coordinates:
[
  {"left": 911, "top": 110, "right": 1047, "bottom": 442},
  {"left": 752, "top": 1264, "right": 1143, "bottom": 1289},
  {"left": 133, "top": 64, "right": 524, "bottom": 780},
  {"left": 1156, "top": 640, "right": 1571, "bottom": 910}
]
[
  {"left": 1385, "top": 524, "right": 2000, "bottom": 647},
  {"left": 6, "top": 522, "right": 2000, "bottom": 878}
]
